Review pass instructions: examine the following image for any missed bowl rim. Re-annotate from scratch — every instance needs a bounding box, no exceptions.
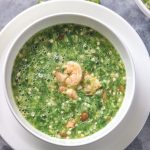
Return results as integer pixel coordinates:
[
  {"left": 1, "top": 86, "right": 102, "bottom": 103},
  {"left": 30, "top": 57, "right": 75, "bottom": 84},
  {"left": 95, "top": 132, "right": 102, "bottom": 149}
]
[
  {"left": 2, "top": 12, "right": 136, "bottom": 147},
  {"left": 135, "top": 0, "right": 150, "bottom": 18}
]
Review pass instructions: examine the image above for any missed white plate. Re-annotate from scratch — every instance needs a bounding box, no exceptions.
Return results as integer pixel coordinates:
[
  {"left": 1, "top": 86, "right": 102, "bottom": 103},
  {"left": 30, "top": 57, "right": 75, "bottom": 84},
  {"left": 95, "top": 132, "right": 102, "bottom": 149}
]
[{"left": 0, "top": 1, "right": 150, "bottom": 150}]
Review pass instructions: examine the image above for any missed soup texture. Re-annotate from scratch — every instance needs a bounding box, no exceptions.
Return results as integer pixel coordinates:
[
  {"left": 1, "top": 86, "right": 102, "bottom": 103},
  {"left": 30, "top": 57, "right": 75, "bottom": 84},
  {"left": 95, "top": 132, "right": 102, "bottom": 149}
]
[
  {"left": 143, "top": 0, "right": 150, "bottom": 9},
  {"left": 12, "top": 24, "right": 126, "bottom": 139}
]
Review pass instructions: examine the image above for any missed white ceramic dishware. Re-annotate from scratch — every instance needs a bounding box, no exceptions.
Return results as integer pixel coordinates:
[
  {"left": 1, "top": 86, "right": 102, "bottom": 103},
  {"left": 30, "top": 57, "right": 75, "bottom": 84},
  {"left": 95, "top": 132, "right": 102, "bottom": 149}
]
[
  {"left": 2, "top": 13, "right": 135, "bottom": 146},
  {"left": 0, "top": 1, "right": 150, "bottom": 150}
]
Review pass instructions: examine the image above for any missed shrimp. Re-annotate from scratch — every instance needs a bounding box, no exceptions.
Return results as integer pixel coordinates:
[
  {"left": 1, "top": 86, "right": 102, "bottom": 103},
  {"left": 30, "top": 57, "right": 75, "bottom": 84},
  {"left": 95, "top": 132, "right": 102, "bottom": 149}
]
[
  {"left": 53, "top": 61, "right": 82, "bottom": 100},
  {"left": 59, "top": 86, "right": 78, "bottom": 100},
  {"left": 53, "top": 71, "right": 68, "bottom": 83},
  {"left": 83, "top": 73, "right": 101, "bottom": 95},
  {"left": 65, "top": 88, "right": 78, "bottom": 100},
  {"left": 63, "top": 61, "right": 82, "bottom": 87},
  {"left": 59, "top": 86, "right": 67, "bottom": 93},
  {"left": 66, "top": 119, "right": 76, "bottom": 128},
  {"left": 54, "top": 61, "right": 82, "bottom": 87}
]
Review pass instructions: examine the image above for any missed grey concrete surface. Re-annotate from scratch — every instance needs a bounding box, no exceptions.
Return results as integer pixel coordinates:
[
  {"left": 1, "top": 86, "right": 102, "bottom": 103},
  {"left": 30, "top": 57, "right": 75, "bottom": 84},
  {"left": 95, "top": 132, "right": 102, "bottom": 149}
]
[{"left": 0, "top": 0, "right": 150, "bottom": 150}]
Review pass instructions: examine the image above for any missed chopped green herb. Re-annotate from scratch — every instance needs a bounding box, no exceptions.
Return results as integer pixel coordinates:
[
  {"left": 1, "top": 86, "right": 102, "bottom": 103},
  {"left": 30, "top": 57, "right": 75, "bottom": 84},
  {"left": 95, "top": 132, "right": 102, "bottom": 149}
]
[{"left": 88, "top": 0, "right": 100, "bottom": 4}]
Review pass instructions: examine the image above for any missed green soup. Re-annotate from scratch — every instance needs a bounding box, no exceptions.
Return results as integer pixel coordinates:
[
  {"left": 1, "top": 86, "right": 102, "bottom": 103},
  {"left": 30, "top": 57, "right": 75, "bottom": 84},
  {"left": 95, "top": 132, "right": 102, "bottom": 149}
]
[
  {"left": 143, "top": 0, "right": 150, "bottom": 9},
  {"left": 12, "top": 24, "right": 126, "bottom": 139}
]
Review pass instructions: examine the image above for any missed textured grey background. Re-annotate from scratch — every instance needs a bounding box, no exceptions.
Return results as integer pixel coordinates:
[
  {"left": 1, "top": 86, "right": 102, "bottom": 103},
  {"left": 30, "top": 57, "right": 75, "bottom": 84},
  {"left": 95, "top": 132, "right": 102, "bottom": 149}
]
[{"left": 0, "top": 0, "right": 150, "bottom": 150}]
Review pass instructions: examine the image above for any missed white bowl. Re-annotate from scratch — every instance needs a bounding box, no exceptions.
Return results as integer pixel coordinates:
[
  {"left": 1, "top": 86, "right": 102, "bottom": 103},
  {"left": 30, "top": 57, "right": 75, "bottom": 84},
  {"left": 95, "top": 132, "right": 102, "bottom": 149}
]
[
  {"left": 135, "top": 0, "right": 150, "bottom": 18},
  {"left": 2, "top": 13, "right": 135, "bottom": 147}
]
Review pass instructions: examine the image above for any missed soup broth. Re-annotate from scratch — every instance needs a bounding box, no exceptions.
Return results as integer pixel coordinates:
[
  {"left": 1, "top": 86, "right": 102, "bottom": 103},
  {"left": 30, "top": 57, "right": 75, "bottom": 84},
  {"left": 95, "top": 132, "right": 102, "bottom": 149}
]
[{"left": 12, "top": 24, "right": 126, "bottom": 139}]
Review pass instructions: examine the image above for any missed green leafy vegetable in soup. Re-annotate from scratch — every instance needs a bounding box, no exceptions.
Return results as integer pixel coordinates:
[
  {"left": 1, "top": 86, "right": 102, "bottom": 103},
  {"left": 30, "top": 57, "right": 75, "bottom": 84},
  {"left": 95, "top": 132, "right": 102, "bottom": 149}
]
[
  {"left": 12, "top": 24, "right": 126, "bottom": 139},
  {"left": 143, "top": 0, "right": 150, "bottom": 9},
  {"left": 88, "top": 0, "right": 100, "bottom": 3}
]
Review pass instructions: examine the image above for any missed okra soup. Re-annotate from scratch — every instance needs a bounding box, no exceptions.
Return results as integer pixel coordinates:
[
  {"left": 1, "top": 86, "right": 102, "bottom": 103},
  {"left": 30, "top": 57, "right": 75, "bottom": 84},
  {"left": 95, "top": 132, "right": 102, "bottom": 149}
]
[{"left": 12, "top": 24, "right": 126, "bottom": 139}]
